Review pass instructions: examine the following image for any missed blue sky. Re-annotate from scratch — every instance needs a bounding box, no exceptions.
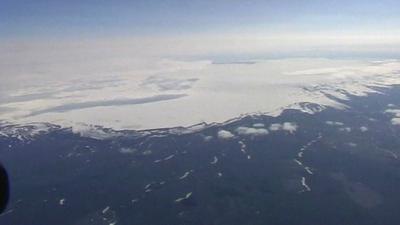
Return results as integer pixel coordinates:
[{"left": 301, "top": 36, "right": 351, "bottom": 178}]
[{"left": 2, "top": 0, "right": 400, "bottom": 39}]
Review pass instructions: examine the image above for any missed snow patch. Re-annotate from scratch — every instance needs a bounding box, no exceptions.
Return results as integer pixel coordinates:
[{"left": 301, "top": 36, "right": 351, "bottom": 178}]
[
  {"left": 59, "top": 198, "right": 66, "bottom": 205},
  {"left": 175, "top": 192, "right": 193, "bottom": 203},
  {"left": 301, "top": 177, "right": 311, "bottom": 192},
  {"left": 210, "top": 156, "right": 218, "bottom": 164}
]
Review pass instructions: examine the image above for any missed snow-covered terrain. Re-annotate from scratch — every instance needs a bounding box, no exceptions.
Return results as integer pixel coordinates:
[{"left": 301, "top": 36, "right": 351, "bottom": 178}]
[{"left": 1, "top": 58, "right": 400, "bottom": 131}]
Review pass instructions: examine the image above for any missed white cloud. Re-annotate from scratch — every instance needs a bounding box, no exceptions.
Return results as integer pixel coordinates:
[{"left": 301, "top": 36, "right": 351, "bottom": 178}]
[
  {"left": 203, "top": 135, "right": 213, "bottom": 142},
  {"left": 360, "top": 126, "right": 368, "bottom": 132},
  {"left": 348, "top": 142, "right": 357, "bottom": 147},
  {"left": 386, "top": 109, "right": 400, "bottom": 117},
  {"left": 282, "top": 122, "right": 298, "bottom": 133},
  {"left": 217, "top": 130, "right": 235, "bottom": 139},
  {"left": 269, "top": 123, "right": 282, "bottom": 131},
  {"left": 235, "top": 126, "right": 269, "bottom": 136},
  {"left": 269, "top": 122, "right": 298, "bottom": 133},
  {"left": 252, "top": 123, "right": 265, "bottom": 128},
  {"left": 326, "top": 121, "right": 344, "bottom": 126},
  {"left": 71, "top": 123, "right": 122, "bottom": 140},
  {"left": 119, "top": 148, "right": 137, "bottom": 154},
  {"left": 385, "top": 109, "right": 400, "bottom": 125},
  {"left": 142, "top": 149, "right": 152, "bottom": 155},
  {"left": 391, "top": 118, "right": 400, "bottom": 125},
  {"left": 339, "top": 127, "right": 352, "bottom": 132}
]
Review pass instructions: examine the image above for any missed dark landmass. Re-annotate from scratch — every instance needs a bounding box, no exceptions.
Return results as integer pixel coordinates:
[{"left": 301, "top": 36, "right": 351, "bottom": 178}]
[{"left": 1, "top": 86, "right": 400, "bottom": 225}]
